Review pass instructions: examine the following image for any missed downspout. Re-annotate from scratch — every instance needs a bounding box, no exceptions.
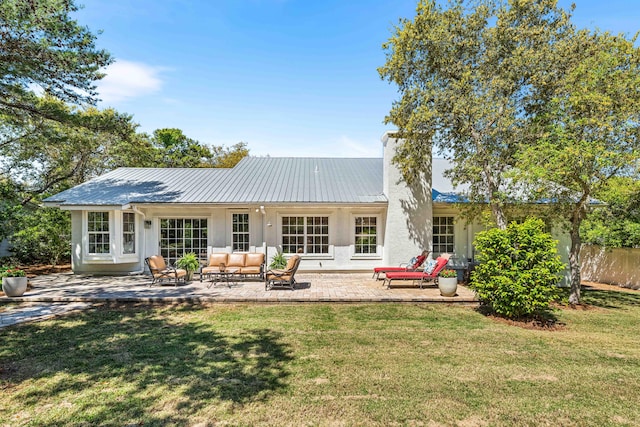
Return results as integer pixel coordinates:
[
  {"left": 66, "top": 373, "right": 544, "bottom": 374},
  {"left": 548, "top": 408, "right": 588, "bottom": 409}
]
[
  {"left": 130, "top": 205, "right": 146, "bottom": 275},
  {"left": 260, "top": 205, "right": 267, "bottom": 259},
  {"left": 130, "top": 205, "right": 146, "bottom": 219}
]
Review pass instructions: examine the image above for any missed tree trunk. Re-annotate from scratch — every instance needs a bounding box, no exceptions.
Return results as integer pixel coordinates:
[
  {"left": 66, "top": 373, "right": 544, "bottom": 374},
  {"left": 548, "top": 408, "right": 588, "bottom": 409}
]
[
  {"left": 491, "top": 201, "right": 508, "bottom": 230},
  {"left": 568, "top": 220, "right": 582, "bottom": 305},
  {"left": 481, "top": 157, "right": 508, "bottom": 230}
]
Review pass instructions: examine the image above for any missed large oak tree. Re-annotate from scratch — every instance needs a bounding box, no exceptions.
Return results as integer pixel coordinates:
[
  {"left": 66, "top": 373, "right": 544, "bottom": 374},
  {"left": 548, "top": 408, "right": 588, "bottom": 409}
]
[
  {"left": 516, "top": 30, "right": 640, "bottom": 304},
  {"left": 379, "top": 0, "right": 573, "bottom": 229},
  {"left": 379, "top": 0, "right": 640, "bottom": 304}
]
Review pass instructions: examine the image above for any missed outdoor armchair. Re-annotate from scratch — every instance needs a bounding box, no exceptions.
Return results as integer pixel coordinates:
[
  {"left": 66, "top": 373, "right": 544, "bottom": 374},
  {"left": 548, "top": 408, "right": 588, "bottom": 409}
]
[
  {"left": 265, "top": 254, "right": 301, "bottom": 290},
  {"left": 145, "top": 255, "right": 187, "bottom": 286}
]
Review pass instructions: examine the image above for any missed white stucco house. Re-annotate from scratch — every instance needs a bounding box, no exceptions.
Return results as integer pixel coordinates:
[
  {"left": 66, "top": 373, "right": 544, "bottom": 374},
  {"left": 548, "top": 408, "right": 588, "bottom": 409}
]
[{"left": 43, "top": 133, "right": 571, "bottom": 276}]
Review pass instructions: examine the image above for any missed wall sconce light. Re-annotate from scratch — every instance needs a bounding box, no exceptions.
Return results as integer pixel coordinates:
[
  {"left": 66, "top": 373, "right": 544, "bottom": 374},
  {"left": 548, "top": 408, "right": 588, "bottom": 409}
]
[
  {"left": 144, "top": 220, "right": 152, "bottom": 229},
  {"left": 267, "top": 221, "right": 272, "bottom": 227}
]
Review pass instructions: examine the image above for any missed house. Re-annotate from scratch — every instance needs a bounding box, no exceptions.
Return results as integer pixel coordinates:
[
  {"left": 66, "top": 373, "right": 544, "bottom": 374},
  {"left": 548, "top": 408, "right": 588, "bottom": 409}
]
[{"left": 44, "top": 133, "right": 571, "bottom": 276}]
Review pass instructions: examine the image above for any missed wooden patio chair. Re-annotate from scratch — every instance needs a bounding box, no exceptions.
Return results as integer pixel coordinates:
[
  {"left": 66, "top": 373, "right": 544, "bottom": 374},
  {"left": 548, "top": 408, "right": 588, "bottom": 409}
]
[{"left": 265, "top": 254, "right": 301, "bottom": 290}]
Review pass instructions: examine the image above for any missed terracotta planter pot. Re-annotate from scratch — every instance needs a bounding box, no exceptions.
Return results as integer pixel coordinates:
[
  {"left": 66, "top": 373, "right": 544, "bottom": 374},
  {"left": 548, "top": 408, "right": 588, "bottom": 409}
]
[
  {"left": 2, "top": 276, "right": 28, "bottom": 297},
  {"left": 438, "top": 277, "right": 457, "bottom": 297}
]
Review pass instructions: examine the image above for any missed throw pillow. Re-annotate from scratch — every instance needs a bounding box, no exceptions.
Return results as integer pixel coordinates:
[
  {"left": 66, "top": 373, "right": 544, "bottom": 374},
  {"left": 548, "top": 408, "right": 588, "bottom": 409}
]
[{"left": 424, "top": 259, "right": 438, "bottom": 274}]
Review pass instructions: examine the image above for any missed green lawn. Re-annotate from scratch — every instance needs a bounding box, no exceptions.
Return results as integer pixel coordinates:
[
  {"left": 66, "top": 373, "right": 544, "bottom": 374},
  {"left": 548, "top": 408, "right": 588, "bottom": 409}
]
[{"left": 1, "top": 290, "right": 639, "bottom": 426}]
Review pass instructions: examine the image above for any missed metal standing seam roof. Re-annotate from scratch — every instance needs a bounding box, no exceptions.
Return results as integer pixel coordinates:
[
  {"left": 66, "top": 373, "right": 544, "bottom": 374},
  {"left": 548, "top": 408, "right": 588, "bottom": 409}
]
[{"left": 44, "top": 157, "right": 388, "bottom": 206}]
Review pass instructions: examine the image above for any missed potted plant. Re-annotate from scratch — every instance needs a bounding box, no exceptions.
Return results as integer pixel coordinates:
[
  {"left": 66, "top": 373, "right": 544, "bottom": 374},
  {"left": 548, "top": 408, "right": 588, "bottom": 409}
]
[
  {"left": 176, "top": 253, "right": 200, "bottom": 281},
  {"left": 1, "top": 266, "right": 28, "bottom": 297},
  {"left": 269, "top": 251, "right": 287, "bottom": 269},
  {"left": 438, "top": 269, "right": 458, "bottom": 297}
]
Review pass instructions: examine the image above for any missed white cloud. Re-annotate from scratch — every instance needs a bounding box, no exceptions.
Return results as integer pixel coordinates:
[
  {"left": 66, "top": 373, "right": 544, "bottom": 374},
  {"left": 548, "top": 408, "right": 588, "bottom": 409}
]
[{"left": 96, "top": 60, "right": 164, "bottom": 104}]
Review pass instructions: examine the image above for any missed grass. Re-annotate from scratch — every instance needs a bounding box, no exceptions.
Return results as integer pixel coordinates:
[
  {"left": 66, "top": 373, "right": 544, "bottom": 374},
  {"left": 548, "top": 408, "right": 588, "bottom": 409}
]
[{"left": 1, "top": 290, "right": 640, "bottom": 426}]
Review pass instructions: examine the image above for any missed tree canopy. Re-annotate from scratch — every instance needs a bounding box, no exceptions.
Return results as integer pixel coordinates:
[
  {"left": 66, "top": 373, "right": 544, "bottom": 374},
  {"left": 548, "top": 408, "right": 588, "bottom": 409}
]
[
  {"left": 581, "top": 177, "right": 640, "bottom": 249},
  {"left": 0, "top": 1, "right": 252, "bottom": 265},
  {"left": 379, "top": 0, "right": 640, "bottom": 304},
  {"left": 516, "top": 30, "right": 640, "bottom": 303},
  {"left": 379, "top": 0, "right": 573, "bottom": 229},
  {"left": 0, "top": 0, "right": 112, "bottom": 122},
  {"left": 0, "top": 96, "right": 143, "bottom": 206}
]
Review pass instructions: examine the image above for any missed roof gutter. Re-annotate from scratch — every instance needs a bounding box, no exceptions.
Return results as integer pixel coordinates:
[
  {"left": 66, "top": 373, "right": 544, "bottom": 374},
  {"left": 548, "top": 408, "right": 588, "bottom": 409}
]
[{"left": 128, "top": 204, "right": 146, "bottom": 219}]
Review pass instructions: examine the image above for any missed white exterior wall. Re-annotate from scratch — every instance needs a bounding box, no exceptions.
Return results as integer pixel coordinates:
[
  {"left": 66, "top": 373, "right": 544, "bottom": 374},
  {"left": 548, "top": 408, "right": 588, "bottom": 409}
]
[
  {"left": 68, "top": 204, "right": 387, "bottom": 274},
  {"left": 69, "top": 209, "right": 143, "bottom": 275},
  {"left": 381, "top": 134, "right": 433, "bottom": 266},
  {"left": 261, "top": 206, "right": 386, "bottom": 271}
]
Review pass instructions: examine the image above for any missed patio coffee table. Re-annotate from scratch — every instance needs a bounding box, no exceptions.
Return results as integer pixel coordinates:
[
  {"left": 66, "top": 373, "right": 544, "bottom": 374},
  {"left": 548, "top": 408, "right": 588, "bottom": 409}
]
[{"left": 206, "top": 268, "right": 240, "bottom": 289}]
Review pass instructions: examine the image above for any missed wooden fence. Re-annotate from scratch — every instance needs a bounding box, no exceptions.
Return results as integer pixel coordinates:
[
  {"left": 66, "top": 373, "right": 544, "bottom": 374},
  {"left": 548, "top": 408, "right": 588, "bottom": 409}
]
[{"left": 581, "top": 245, "right": 640, "bottom": 290}]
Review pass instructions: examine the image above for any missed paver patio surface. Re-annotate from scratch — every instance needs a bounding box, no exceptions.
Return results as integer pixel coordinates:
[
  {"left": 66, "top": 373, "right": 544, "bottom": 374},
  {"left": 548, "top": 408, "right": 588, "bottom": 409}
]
[
  {"left": 4, "top": 272, "right": 478, "bottom": 303},
  {"left": 0, "top": 272, "right": 477, "bottom": 327}
]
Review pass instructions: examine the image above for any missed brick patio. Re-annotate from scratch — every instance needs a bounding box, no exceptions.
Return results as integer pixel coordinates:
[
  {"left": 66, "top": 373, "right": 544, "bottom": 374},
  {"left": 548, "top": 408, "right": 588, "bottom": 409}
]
[{"left": 3, "top": 272, "right": 478, "bottom": 304}]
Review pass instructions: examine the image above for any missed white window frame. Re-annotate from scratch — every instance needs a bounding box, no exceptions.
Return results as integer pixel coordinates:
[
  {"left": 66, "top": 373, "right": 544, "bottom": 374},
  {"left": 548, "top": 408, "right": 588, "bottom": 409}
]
[
  {"left": 87, "top": 211, "right": 111, "bottom": 255},
  {"left": 277, "top": 212, "right": 334, "bottom": 259},
  {"left": 82, "top": 210, "right": 140, "bottom": 264},
  {"left": 230, "top": 211, "right": 251, "bottom": 252},
  {"left": 433, "top": 215, "right": 455, "bottom": 255},
  {"left": 158, "top": 217, "right": 209, "bottom": 266},
  {"left": 351, "top": 214, "right": 381, "bottom": 258},
  {"left": 121, "top": 211, "right": 137, "bottom": 256}
]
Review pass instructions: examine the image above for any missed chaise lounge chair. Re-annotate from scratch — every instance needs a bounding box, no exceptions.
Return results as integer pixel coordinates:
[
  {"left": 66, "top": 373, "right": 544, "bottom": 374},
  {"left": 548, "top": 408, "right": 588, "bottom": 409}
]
[
  {"left": 372, "top": 251, "right": 430, "bottom": 279},
  {"left": 265, "top": 255, "right": 301, "bottom": 290},
  {"left": 145, "top": 255, "right": 187, "bottom": 286},
  {"left": 382, "top": 256, "right": 450, "bottom": 289}
]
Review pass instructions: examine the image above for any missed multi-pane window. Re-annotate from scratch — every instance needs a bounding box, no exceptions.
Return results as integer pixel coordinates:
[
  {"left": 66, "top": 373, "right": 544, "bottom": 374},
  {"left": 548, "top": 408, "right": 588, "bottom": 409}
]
[
  {"left": 282, "top": 216, "right": 305, "bottom": 253},
  {"left": 232, "top": 213, "right": 250, "bottom": 252},
  {"left": 354, "top": 216, "right": 377, "bottom": 254},
  {"left": 159, "top": 218, "right": 208, "bottom": 266},
  {"left": 306, "top": 216, "right": 329, "bottom": 254},
  {"left": 282, "top": 216, "right": 329, "bottom": 254},
  {"left": 122, "top": 212, "right": 136, "bottom": 254},
  {"left": 433, "top": 216, "right": 455, "bottom": 255},
  {"left": 88, "top": 212, "right": 110, "bottom": 254}
]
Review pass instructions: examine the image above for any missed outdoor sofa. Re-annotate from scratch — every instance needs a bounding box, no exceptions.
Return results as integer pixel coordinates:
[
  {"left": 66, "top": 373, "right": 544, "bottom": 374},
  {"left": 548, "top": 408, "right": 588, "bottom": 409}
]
[{"left": 200, "top": 252, "right": 266, "bottom": 281}]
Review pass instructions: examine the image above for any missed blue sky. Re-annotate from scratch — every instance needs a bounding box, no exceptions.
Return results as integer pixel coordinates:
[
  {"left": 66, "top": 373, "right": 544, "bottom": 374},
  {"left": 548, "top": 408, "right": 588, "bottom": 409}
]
[{"left": 74, "top": 0, "right": 640, "bottom": 158}]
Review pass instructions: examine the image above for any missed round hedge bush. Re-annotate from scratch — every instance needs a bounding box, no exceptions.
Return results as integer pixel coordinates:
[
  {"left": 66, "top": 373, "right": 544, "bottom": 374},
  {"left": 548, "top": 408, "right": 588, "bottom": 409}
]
[{"left": 469, "top": 218, "right": 565, "bottom": 318}]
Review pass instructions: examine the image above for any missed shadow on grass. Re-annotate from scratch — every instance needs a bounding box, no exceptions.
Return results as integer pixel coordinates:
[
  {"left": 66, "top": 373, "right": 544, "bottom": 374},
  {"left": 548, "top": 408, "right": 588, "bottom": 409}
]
[
  {"left": 474, "top": 304, "right": 561, "bottom": 330},
  {"left": 0, "top": 304, "right": 293, "bottom": 426},
  {"left": 578, "top": 287, "right": 640, "bottom": 309}
]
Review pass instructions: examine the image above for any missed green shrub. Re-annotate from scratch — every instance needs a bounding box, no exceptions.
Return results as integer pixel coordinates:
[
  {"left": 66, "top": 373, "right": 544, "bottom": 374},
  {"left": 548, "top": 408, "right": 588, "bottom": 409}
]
[
  {"left": 469, "top": 218, "right": 565, "bottom": 319},
  {"left": 9, "top": 207, "right": 71, "bottom": 266}
]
